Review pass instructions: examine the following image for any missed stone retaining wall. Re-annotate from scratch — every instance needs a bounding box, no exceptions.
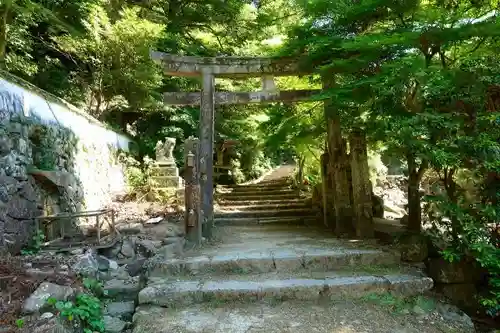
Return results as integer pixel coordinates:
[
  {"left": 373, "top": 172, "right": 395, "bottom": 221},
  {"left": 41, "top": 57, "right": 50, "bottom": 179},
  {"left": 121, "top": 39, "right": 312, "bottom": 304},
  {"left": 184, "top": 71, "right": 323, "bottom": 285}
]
[{"left": 0, "top": 74, "right": 133, "bottom": 253}]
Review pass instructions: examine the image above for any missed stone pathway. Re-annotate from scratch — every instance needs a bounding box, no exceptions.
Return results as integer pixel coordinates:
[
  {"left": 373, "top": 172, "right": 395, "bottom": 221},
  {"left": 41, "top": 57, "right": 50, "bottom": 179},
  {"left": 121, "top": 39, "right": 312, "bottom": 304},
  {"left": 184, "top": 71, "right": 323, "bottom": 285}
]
[{"left": 133, "top": 167, "right": 475, "bottom": 333}]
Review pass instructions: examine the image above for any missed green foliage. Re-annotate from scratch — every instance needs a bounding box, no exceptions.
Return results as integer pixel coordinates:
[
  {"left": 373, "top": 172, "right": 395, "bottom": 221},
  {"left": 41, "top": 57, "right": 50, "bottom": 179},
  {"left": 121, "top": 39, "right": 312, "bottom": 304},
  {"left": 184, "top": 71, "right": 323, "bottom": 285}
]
[
  {"left": 47, "top": 278, "right": 105, "bottom": 333},
  {"left": 54, "top": 5, "right": 165, "bottom": 118},
  {"left": 471, "top": 239, "right": 500, "bottom": 316},
  {"left": 119, "top": 152, "right": 178, "bottom": 203},
  {"left": 29, "top": 125, "right": 58, "bottom": 170},
  {"left": 15, "top": 318, "right": 24, "bottom": 328},
  {"left": 20, "top": 230, "right": 45, "bottom": 255},
  {"left": 28, "top": 123, "right": 78, "bottom": 171},
  {"left": 284, "top": 0, "right": 500, "bottom": 317}
]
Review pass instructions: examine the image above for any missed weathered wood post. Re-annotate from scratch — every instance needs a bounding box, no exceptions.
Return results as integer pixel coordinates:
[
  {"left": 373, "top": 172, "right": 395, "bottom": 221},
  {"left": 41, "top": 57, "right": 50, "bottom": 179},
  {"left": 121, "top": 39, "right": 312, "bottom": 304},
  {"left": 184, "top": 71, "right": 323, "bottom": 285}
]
[
  {"left": 199, "top": 69, "right": 215, "bottom": 239},
  {"left": 322, "top": 74, "right": 353, "bottom": 235},
  {"left": 349, "top": 129, "right": 374, "bottom": 238},
  {"left": 320, "top": 151, "right": 329, "bottom": 228},
  {"left": 184, "top": 137, "right": 201, "bottom": 244}
]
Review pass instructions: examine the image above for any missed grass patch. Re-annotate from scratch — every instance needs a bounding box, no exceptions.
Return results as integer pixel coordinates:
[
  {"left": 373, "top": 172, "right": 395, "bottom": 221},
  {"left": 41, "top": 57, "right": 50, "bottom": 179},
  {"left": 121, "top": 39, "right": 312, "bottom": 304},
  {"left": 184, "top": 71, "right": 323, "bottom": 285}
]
[{"left": 362, "top": 292, "right": 436, "bottom": 315}]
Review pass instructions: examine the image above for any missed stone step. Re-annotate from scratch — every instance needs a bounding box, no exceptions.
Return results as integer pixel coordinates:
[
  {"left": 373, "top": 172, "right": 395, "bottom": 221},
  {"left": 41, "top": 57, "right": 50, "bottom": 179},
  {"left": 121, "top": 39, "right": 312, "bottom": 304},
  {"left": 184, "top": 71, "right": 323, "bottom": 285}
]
[
  {"left": 215, "top": 208, "right": 315, "bottom": 219},
  {"left": 219, "top": 184, "right": 293, "bottom": 192},
  {"left": 215, "top": 192, "right": 301, "bottom": 201},
  {"left": 147, "top": 248, "right": 399, "bottom": 278},
  {"left": 216, "top": 188, "right": 298, "bottom": 197},
  {"left": 138, "top": 274, "right": 433, "bottom": 308},
  {"left": 215, "top": 202, "right": 309, "bottom": 211},
  {"left": 243, "top": 179, "right": 291, "bottom": 185},
  {"left": 214, "top": 216, "right": 318, "bottom": 226},
  {"left": 134, "top": 292, "right": 443, "bottom": 333},
  {"left": 218, "top": 198, "right": 306, "bottom": 206}
]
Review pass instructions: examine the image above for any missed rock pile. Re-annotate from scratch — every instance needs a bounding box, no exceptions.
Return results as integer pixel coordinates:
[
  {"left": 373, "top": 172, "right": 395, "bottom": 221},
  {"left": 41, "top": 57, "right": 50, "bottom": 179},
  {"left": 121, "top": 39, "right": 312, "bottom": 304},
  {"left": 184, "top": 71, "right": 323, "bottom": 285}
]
[
  {"left": 374, "top": 175, "right": 408, "bottom": 219},
  {"left": 11, "top": 218, "right": 185, "bottom": 333}
]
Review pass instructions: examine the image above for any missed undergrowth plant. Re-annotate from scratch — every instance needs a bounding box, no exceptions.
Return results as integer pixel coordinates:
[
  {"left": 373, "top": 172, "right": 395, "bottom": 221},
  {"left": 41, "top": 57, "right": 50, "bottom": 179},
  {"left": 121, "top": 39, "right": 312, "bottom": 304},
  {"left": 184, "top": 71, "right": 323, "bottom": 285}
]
[
  {"left": 425, "top": 191, "right": 500, "bottom": 317},
  {"left": 363, "top": 292, "right": 436, "bottom": 315},
  {"left": 47, "top": 278, "right": 106, "bottom": 333},
  {"left": 119, "top": 153, "right": 176, "bottom": 203},
  {"left": 21, "top": 230, "right": 45, "bottom": 255}
]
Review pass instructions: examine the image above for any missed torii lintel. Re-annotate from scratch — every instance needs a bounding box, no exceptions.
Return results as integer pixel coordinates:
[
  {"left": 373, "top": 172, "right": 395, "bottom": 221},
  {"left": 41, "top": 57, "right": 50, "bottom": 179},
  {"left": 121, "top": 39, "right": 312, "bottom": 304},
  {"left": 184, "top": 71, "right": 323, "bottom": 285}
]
[{"left": 151, "top": 51, "right": 311, "bottom": 78}]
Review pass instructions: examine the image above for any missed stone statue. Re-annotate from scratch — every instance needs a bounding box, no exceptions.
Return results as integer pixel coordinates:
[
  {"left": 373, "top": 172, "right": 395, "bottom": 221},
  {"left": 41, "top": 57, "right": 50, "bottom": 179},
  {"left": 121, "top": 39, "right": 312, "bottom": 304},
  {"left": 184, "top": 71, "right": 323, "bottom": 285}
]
[
  {"left": 163, "top": 137, "right": 176, "bottom": 160},
  {"left": 155, "top": 140, "right": 165, "bottom": 161},
  {"left": 155, "top": 137, "right": 176, "bottom": 164}
]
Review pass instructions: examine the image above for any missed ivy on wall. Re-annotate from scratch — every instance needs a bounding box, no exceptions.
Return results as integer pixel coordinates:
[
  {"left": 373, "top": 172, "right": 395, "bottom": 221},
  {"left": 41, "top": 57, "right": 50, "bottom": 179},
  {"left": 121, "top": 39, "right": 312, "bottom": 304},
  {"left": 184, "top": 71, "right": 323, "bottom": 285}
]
[{"left": 29, "top": 123, "right": 78, "bottom": 171}]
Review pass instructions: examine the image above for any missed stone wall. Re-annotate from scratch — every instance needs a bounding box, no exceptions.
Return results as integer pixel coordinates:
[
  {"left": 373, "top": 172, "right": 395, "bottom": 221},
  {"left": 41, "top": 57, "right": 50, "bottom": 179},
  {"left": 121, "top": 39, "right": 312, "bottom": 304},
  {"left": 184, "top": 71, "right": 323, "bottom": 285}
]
[{"left": 0, "top": 73, "right": 132, "bottom": 253}]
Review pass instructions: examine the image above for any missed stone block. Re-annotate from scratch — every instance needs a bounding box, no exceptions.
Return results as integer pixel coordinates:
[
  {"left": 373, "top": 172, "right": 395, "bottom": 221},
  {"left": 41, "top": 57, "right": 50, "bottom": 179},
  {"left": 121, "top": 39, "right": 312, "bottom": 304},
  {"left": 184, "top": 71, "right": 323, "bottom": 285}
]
[
  {"left": 104, "top": 315, "right": 127, "bottom": 333},
  {"left": 435, "top": 283, "right": 479, "bottom": 310},
  {"left": 427, "top": 257, "right": 483, "bottom": 283},
  {"left": 400, "top": 233, "right": 429, "bottom": 262},
  {"left": 104, "top": 301, "right": 136, "bottom": 321},
  {"left": 72, "top": 250, "right": 100, "bottom": 277},
  {"left": 0, "top": 137, "right": 11, "bottom": 156},
  {"left": 104, "top": 277, "right": 141, "bottom": 301},
  {"left": 385, "top": 275, "right": 434, "bottom": 296},
  {"left": 151, "top": 166, "right": 179, "bottom": 177},
  {"left": 152, "top": 175, "right": 183, "bottom": 188},
  {"left": 8, "top": 122, "right": 23, "bottom": 134},
  {"left": 6, "top": 194, "right": 38, "bottom": 220},
  {"left": 23, "top": 282, "right": 74, "bottom": 314},
  {"left": 138, "top": 274, "right": 432, "bottom": 308}
]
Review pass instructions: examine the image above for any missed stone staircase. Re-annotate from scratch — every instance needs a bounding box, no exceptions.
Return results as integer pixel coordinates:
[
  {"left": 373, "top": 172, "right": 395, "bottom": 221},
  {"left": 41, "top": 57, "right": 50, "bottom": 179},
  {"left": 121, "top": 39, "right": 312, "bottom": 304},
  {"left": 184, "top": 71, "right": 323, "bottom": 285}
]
[
  {"left": 214, "top": 178, "right": 318, "bottom": 225},
  {"left": 133, "top": 168, "right": 434, "bottom": 333}
]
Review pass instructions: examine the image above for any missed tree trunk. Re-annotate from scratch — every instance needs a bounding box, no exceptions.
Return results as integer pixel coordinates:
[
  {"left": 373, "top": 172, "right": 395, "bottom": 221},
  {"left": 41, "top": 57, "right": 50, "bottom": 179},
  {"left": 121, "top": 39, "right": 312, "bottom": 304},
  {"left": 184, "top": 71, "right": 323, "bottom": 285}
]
[
  {"left": 323, "top": 75, "right": 352, "bottom": 235},
  {"left": 296, "top": 155, "right": 305, "bottom": 188},
  {"left": 0, "top": 1, "right": 10, "bottom": 67},
  {"left": 349, "top": 130, "right": 374, "bottom": 238},
  {"left": 406, "top": 152, "right": 427, "bottom": 232},
  {"left": 407, "top": 171, "right": 421, "bottom": 232}
]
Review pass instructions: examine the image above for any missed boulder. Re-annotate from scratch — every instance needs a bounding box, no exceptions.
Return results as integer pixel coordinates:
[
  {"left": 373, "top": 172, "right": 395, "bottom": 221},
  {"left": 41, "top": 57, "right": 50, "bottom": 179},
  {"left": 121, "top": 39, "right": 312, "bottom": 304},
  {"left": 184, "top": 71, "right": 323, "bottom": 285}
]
[
  {"left": 72, "top": 250, "right": 99, "bottom": 277},
  {"left": 145, "top": 216, "right": 163, "bottom": 224},
  {"left": 125, "top": 258, "right": 146, "bottom": 277},
  {"left": 427, "top": 257, "right": 482, "bottom": 284},
  {"left": 157, "top": 242, "right": 183, "bottom": 259},
  {"left": 104, "top": 301, "right": 135, "bottom": 321},
  {"left": 104, "top": 315, "right": 126, "bottom": 333},
  {"left": 135, "top": 239, "right": 157, "bottom": 258},
  {"left": 97, "top": 255, "right": 119, "bottom": 271},
  {"left": 436, "top": 303, "right": 475, "bottom": 330},
  {"left": 23, "top": 282, "right": 74, "bottom": 314},
  {"left": 32, "top": 316, "right": 73, "bottom": 333},
  {"left": 118, "top": 239, "right": 136, "bottom": 259},
  {"left": 109, "top": 265, "right": 131, "bottom": 280},
  {"left": 434, "top": 283, "right": 479, "bottom": 311},
  {"left": 162, "top": 237, "right": 184, "bottom": 246},
  {"left": 116, "top": 223, "right": 144, "bottom": 234},
  {"left": 40, "top": 312, "right": 55, "bottom": 320},
  {"left": 400, "top": 233, "right": 429, "bottom": 262},
  {"left": 104, "top": 277, "right": 141, "bottom": 301},
  {"left": 372, "top": 193, "right": 384, "bottom": 218}
]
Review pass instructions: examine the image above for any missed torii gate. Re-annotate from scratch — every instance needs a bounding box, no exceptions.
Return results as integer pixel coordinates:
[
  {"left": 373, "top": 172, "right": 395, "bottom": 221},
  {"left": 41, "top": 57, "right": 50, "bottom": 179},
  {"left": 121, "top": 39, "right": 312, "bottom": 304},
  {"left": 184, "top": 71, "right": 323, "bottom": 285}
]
[{"left": 151, "top": 52, "right": 374, "bottom": 243}]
